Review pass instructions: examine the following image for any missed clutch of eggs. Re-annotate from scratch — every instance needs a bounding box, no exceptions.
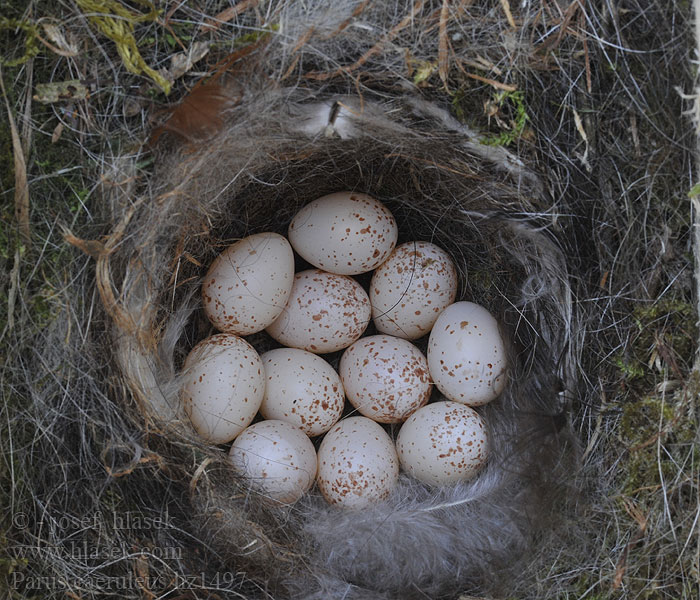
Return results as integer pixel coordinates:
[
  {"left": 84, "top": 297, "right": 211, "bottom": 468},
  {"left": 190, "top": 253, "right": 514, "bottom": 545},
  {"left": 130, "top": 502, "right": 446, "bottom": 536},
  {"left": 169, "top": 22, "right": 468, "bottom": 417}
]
[{"left": 181, "top": 190, "right": 508, "bottom": 506}]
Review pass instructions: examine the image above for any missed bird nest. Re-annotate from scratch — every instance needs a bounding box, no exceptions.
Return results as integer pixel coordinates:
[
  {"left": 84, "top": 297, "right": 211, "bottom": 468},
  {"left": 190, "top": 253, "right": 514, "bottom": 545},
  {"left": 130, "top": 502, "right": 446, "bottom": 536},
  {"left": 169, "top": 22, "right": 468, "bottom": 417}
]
[{"left": 58, "top": 89, "right": 573, "bottom": 597}]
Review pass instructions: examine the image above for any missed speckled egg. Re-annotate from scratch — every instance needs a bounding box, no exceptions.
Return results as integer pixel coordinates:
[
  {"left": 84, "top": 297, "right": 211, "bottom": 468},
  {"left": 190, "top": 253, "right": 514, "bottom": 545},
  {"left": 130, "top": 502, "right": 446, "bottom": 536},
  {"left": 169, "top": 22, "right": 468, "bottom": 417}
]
[
  {"left": 288, "top": 192, "right": 398, "bottom": 275},
  {"left": 396, "top": 401, "right": 488, "bottom": 486},
  {"left": 427, "top": 301, "right": 506, "bottom": 406},
  {"left": 182, "top": 334, "right": 265, "bottom": 443},
  {"left": 371, "top": 241, "right": 458, "bottom": 339},
  {"left": 260, "top": 348, "right": 345, "bottom": 436},
  {"left": 229, "top": 420, "right": 317, "bottom": 503},
  {"left": 317, "top": 416, "right": 399, "bottom": 508},
  {"left": 201, "top": 232, "right": 294, "bottom": 335},
  {"left": 266, "top": 269, "right": 371, "bottom": 353},
  {"left": 339, "top": 335, "right": 431, "bottom": 423}
]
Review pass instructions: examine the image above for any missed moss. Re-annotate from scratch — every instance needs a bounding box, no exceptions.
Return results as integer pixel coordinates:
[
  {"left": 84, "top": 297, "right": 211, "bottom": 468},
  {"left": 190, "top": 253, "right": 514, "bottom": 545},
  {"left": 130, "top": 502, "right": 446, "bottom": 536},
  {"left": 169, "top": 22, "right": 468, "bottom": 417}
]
[
  {"left": 0, "top": 555, "right": 30, "bottom": 598},
  {"left": 613, "top": 298, "right": 697, "bottom": 391},
  {"left": 1, "top": 26, "right": 92, "bottom": 599},
  {"left": 634, "top": 298, "right": 695, "bottom": 322},
  {"left": 450, "top": 85, "right": 533, "bottom": 149},
  {"left": 480, "top": 90, "right": 531, "bottom": 147},
  {"left": 234, "top": 24, "right": 280, "bottom": 46},
  {"left": 564, "top": 572, "right": 614, "bottom": 600},
  {"left": 619, "top": 390, "right": 698, "bottom": 496},
  {"left": 26, "top": 283, "right": 58, "bottom": 330},
  {"left": 613, "top": 355, "right": 647, "bottom": 382},
  {"left": 0, "top": 119, "right": 16, "bottom": 196},
  {"left": 0, "top": 17, "right": 40, "bottom": 67}
]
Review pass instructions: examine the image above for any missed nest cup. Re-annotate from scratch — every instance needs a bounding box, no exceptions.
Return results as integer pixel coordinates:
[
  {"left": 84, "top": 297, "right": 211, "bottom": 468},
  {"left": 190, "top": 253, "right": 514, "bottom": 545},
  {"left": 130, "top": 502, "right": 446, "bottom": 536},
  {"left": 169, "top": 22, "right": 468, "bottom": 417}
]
[{"left": 95, "top": 91, "right": 577, "bottom": 598}]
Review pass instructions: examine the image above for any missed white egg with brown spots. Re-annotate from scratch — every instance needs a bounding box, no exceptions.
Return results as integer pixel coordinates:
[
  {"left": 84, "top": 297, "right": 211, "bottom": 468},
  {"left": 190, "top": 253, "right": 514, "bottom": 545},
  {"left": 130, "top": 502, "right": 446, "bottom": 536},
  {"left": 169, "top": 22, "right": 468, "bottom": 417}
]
[
  {"left": 396, "top": 401, "right": 488, "bottom": 486},
  {"left": 288, "top": 191, "right": 398, "bottom": 275},
  {"left": 266, "top": 269, "right": 371, "bottom": 353},
  {"left": 339, "top": 335, "right": 431, "bottom": 423},
  {"left": 427, "top": 301, "right": 506, "bottom": 406},
  {"left": 182, "top": 334, "right": 264, "bottom": 443},
  {"left": 371, "top": 241, "right": 458, "bottom": 339},
  {"left": 229, "top": 420, "right": 317, "bottom": 503},
  {"left": 201, "top": 232, "right": 294, "bottom": 335},
  {"left": 317, "top": 416, "right": 399, "bottom": 509},
  {"left": 260, "top": 348, "right": 345, "bottom": 436}
]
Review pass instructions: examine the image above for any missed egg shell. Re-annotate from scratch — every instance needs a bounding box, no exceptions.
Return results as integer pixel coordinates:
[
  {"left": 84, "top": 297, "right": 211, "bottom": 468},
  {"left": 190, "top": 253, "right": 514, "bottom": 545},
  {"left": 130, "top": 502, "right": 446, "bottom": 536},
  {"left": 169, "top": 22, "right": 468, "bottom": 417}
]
[
  {"left": 396, "top": 401, "right": 488, "bottom": 486},
  {"left": 201, "top": 232, "right": 295, "bottom": 335},
  {"left": 317, "top": 416, "right": 399, "bottom": 509},
  {"left": 288, "top": 191, "right": 398, "bottom": 275},
  {"left": 260, "top": 348, "right": 345, "bottom": 436},
  {"left": 427, "top": 301, "right": 506, "bottom": 406},
  {"left": 182, "top": 334, "right": 264, "bottom": 443},
  {"left": 229, "top": 420, "right": 317, "bottom": 503},
  {"left": 371, "top": 241, "right": 458, "bottom": 339},
  {"left": 339, "top": 335, "right": 431, "bottom": 423},
  {"left": 266, "top": 269, "right": 371, "bottom": 353}
]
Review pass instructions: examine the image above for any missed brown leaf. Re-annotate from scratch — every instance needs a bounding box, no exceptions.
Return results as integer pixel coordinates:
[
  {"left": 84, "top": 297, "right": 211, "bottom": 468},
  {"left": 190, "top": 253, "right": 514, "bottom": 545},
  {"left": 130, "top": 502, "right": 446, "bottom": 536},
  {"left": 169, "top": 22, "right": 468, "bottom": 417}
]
[
  {"left": 438, "top": 0, "right": 450, "bottom": 91},
  {"left": 499, "top": 0, "right": 517, "bottom": 28},
  {"left": 0, "top": 71, "right": 30, "bottom": 244},
  {"left": 203, "top": 0, "right": 259, "bottom": 32},
  {"left": 613, "top": 498, "right": 648, "bottom": 590},
  {"left": 133, "top": 553, "right": 155, "bottom": 599},
  {"left": 149, "top": 38, "right": 267, "bottom": 145},
  {"left": 51, "top": 122, "right": 64, "bottom": 143},
  {"left": 622, "top": 498, "right": 648, "bottom": 533},
  {"left": 149, "top": 83, "right": 238, "bottom": 145},
  {"left": 63, "top": 231, "right": 107, "bottom": 259},
  {"left": 455, "top": 61, "right": 518, "bottom": 91},
  {"left": 613, "top": 557, "right": 626, "bottom": 590}
]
